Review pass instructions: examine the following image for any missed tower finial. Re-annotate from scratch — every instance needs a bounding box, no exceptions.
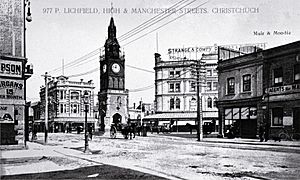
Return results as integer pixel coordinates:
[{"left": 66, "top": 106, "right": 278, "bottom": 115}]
[{"left": 111, "top": 2, "right": 113, "bottom": 18}]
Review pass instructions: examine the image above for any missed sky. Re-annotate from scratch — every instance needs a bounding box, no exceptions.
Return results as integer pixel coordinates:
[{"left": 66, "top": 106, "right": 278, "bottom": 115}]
[{"left": 25, "top": 0, "right": 300, "bottom": 105}]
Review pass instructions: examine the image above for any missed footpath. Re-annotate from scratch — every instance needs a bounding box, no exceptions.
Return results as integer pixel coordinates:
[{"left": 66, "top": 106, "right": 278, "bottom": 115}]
[{"left": 0, "top": 141, "right": 170, "bottom": 179}]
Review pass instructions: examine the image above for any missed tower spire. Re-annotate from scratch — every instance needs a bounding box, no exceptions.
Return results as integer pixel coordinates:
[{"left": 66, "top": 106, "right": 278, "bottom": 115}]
[
  {"left": 108, "top": 17, "right": 116, "bottom": 39},
  {"left": 105, "top": 17, "right": 120, "bottom": 58}
]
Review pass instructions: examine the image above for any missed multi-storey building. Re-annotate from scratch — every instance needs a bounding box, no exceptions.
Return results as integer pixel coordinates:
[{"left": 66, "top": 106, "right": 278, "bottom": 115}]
[
  {"left": 33, "top": 76, "right": 97, "bottom": 132},
  {"left": 144, "top": 53, "right": 219, "bottom": 132},
  {"left": 217, "top": 41, "right": 300, "bottom": 138},
  {"left": 0, "top": 0, "right": 33, "bottom": 146},
  {"left": 262, "top": 41, "right": 300, "bottom": 137},
  {"left": 217, "top": 47, "right": 264, "bottom": 138}
]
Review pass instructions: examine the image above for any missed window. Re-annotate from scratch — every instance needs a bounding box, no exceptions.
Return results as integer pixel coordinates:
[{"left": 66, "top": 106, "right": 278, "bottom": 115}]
[
  {"left": 170, "top": 98, "right": 180, "bottom": 110},
  {"left": 169, "top": 71, "right": 174, "bottom": 78},
  {"left": 175, "top": 71, "right": 181, "bottom": 77},
  {"left": 213, "top": 82, "right": 218, "bottom": 91},
  {"left": 71, "top": 92, "right": 79, "bottom": 100},
  {"left": 190, "top": 97, "right": 196, "bottom": 111},
  {"left": 169, "top": 82, "right": 180, "bottom": 92},
  {"left": 207, "top": 97, "right": 212, "bottom": 108},
  {"left": 175, "top": 98, "right": 180, "bottom": 109},
  {"left": 60, "top": 91, "right": 64, "bottom": 100},
  {"left": 207, "top": 69, "right": 212, "bottom": 76},
  {"left": 190, "top": 82, "right": 196, "bottom": 92},
  {"left": 272, "top": 108, "right": 283, "bottom": 126},
  {"left": 175, "top": 83, "right": 180, "bottom": 92},
  {"left": 71, "top": 104, "right": 79, "bottom": 114},
  {"left": 213, "top": 70, "right": 218, "bottom": 77},
  {"left": 60, "top": 104, "right": 63, "bottom": 113},
  {"left": 213, "top": 97, "right": 218, "bottom": 107},
  {"left": 169, "top": 83, "right": 174, "bottom": 92},
  {"left": 206, "top": 82, "right": 212, "bottom": 91},
  {"left": 227, "top": 77, "right": 235, "bottom": 94},
  {"left": 243, "top": 74, "right": 251, "bottom": 92},
  {"left": 170, "top": 98, "right": 174, "bottom": 110},
  {"left": 274, "top": 68, "right": 283, "bottom": 86},
  {"left": 294, "top": 64, "right": 300, "bottom": 82}
]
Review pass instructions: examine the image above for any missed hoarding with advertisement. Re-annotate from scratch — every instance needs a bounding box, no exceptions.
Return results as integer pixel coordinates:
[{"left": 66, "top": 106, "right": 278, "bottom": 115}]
[
  {"left": 0, "top": 59, "right": 23, "bottom": 78},
  {"left": 0, "top": 79, "right": 24, "bottom": 100},
  {"left": 0, "top": 105, "right": 14, "bottom": 123}
]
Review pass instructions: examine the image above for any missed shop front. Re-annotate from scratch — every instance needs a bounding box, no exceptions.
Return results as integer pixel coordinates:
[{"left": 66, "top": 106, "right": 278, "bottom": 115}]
[{"left": 0, "top": 57, "right": 28, "bottom": 145}]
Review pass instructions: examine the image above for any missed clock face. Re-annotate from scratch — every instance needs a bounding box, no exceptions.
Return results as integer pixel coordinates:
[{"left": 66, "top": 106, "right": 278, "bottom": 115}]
[
  {"left": 112, "top": 63, "right": 120, "bottom": 73},
  {"left": 103, "top": 64, "right": 107, "bottom": 73}
]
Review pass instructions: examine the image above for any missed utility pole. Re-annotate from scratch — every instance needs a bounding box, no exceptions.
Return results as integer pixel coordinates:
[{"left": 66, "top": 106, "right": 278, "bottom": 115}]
[
  {"left": 196, "top": 60, "right": 204, "bottom": 141},
  {"left": 140, "top": 98, "right": 143, "bottom": 126},
  {"left": 83, "top": 91, "right": 90, "bottom": 153},
  {"left": 42, "top": 72, "right": 51, "bottom": 144}
]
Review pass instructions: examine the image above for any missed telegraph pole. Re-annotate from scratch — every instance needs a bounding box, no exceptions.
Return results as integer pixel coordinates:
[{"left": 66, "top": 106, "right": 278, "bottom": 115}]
[
  {"left": 42, "top": 72, "right": 51, "bottom": 144},
  {"left": 140, "top": 98, "right": 143, "bottom": 126},
  {"left": 196, "top": 60, "right": 203, "bottom": 141}
]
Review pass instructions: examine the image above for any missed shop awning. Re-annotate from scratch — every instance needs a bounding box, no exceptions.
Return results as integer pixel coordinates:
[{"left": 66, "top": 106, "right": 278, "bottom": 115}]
[
  {"left": 53, "top": 117, "right": 97, "bottom": 123},
  {"left": 33, "top": 118, "right": 97, "bottom": 123},
  {"left": 143, "top": 112, "right": 218, "bottom": 120}
]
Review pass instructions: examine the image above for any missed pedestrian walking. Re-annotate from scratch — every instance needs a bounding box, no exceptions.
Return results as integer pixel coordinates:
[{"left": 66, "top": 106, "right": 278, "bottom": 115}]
[
  {"left": 259, "top": 123, "right": 265, "bottom": 142},
  {"left": 88, "top": 126, "right": 93, "bottom": 140},
  {"left": 264, "top": 123, "right": 270, "bottom": 142}
]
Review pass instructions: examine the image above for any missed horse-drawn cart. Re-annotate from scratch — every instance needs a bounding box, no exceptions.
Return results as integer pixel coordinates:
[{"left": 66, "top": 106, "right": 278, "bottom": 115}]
[{"left": 110, "top": 123, "right": 135, "bottom": 139}]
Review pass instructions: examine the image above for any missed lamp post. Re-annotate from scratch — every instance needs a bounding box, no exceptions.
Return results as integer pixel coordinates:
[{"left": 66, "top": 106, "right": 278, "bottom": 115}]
[
  {"left": 24, "top": 0, "right": 32, "bottom": 147},
  {"left": 83, "top": 91, "right": 90, "bottom": 153}
]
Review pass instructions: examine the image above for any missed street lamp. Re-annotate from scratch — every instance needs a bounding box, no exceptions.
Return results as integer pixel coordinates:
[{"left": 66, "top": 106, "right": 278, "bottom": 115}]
[
  {"left": 24, "top": 0, "right": 32, "bottom": 146},
  {"left": 83, "top": 91, "right": 90, "bottom": 153}
]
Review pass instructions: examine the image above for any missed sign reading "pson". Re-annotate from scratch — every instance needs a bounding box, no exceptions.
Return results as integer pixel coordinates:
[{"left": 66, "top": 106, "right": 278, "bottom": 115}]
[{"left": 0, "top": 59, "right": 22, "bottom": 78}]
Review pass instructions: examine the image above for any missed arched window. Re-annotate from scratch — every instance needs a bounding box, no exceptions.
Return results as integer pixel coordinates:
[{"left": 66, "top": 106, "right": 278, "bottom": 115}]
[
  {"left": 190, "top": 97, "right": 196, "bottom": 111},
  {"left": 213, "top": 97, "right": 218, "bottom": 108},
  {"left": 207, "top": 97, "right": 212, "bottom": 108},
  {"left": 71, "top": 92, "right": 79, "bottom": 100}
]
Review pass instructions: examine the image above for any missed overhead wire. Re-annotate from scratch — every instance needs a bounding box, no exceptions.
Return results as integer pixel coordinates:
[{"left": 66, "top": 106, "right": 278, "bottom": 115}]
[
  {"left": 66, "top": 0, "right": 207, "bottom": 78},
  {"left": 129, "top": 62, "right": 207, "bottom": 92},
  {"left": 48, "top": 0, "right": 201, "bottom": 75},
  {"left": 123, "top": 0, "right": 209, "bottom": 47},
  {"left": 118, "top": 0, "right": 190, "bottom": 41}
]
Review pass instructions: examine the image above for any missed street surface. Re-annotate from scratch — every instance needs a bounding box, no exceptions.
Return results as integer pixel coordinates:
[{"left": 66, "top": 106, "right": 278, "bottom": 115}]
[{"left": 1, "top": 132, "right": 300, "bottom": 179}]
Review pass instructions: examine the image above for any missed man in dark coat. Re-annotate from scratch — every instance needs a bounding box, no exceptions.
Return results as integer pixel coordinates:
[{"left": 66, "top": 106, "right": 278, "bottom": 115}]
[{"left": 259, "top": 123, "right": 265, "bottom": 142}]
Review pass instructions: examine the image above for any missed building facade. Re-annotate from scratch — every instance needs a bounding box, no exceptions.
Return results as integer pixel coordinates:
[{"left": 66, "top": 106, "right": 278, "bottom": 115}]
[
  {"left": 217, "top": 41, "right": 300, "bottom": 138},
  {"left": 34, "top": 76, "right": 97, "bottom": 133},
  {"left": 144, "top": 52, "right": 219, "bottom": 132},
  {"left": 262, "top": 41, "right": 300, "bottom": 137},
  {"left": 98, "top": 18, "right": 129, "bottom": 132},
  {"left": 217, "top": 47, "right": 264, "bottom": 138},
  {"left": 0, "top": 0, "right": 33, "bottom": 145}
]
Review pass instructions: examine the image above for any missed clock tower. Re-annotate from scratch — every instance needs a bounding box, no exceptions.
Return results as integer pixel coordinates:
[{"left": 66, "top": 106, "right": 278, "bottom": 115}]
[{"left": 98, "top": 17, "right": 129, "bottom": 132}]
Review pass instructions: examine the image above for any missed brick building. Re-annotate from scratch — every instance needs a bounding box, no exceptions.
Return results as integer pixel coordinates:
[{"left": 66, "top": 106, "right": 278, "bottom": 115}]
[
  {"left": 217, "top": 41, "right": 300, "bottom": 138},
  {"left": 217, "top": 47, "right": 264, "bottom": 138},
  {"left": 262, "top": 41, "right": 300, "bottom": 137}
]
